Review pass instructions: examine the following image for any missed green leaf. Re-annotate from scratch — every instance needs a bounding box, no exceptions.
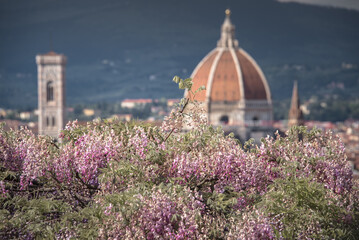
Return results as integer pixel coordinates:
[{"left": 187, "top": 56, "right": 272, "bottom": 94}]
[
  {"left": 173, "top": 76, "right": 181, "bottom": 83},
  {"left": 178, "top": 80, "right": 185, "bottom": 89}
]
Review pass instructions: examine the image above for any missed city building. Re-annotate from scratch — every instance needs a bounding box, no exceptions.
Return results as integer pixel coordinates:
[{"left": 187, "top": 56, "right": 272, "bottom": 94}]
[
  {"left": 185, "top": 9, "right": 273, "bottom": 141},
  {"left": 36, "top": 51, "right": 66, "bottom": 139},
  {"left": 83, "top": 108, "right": 96, "bottom": 117},
  {"left": 167, "top": 99, "right": 180, "bottom": 107},
  {"left": 121, "top": 99, "right": 152, "bottom": 109},
  {"left": 288, "top": 81, "right": 304, "bottom": 127}
]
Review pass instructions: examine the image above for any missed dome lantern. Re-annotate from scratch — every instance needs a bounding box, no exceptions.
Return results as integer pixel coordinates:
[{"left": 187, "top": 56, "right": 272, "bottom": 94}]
[{"left": 217, "top": 9, "right": 239, "bottom": 49}]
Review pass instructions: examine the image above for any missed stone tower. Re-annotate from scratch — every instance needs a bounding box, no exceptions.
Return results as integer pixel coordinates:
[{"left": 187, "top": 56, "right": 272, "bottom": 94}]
[
  {"left": 36, "top": 51, "right": 66, "bottom": 139},
  {"left": 288, "top": 81, "right": 304, "bottom": 127}
]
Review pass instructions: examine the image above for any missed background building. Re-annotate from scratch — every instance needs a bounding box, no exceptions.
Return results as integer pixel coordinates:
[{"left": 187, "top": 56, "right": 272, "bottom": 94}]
[
  {"left": 288, "top": 81, "right": 304, "bottom": 127},
  {"left": 186, "top": 10, "right": 273, "bottom": 141},
  {"left": 36, "top": 51, "right": 66, "bottom": 139}
]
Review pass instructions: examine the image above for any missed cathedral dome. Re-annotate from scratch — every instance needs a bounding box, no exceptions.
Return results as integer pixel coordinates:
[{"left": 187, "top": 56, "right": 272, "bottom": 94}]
[{"left": 187, "top": 10, "right": 271, "bottom": 104}]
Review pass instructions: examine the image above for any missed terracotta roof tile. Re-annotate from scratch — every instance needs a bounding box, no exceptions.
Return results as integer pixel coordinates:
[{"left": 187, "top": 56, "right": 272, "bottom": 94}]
[
  {"left": 189, "top": 50, "right": 218, "bottom": 101},
  {"left": 210, "top": 51, "right": 240, "bottom": 101},
  {"left": 190, "top": 48, "right": 268, "bottom": 102},
  {"left": 236, "top": 50, "right": 267, "bottom": 100}
]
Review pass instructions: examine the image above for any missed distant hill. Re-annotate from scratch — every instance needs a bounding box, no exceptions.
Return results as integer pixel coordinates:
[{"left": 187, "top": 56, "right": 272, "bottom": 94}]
[{"left": 0, "top": 0, "right": 358, "bottom": 109}]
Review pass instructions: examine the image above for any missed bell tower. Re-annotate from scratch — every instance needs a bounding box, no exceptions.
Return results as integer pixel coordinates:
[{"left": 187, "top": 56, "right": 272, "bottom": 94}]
[
  {"left": 36, "top": 51, "right": 66, "bottom": 139},
  {"left": 288, "top": 81, "right": 304, "bottom": 127}
]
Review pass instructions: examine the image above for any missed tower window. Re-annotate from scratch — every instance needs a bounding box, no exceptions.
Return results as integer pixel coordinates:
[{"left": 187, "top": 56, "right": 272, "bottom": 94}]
[
  {"left": 220, "top": 115, "right": 229, "bottom": 125},
  {"left": 52, "top": 117, "right": 56, "bottom": 126},
  {"left": 46, "top": 117, "right": 49, "bottom": 126},
  {"left": 47, "top": 81, "right": 54, "bottom": 102}
]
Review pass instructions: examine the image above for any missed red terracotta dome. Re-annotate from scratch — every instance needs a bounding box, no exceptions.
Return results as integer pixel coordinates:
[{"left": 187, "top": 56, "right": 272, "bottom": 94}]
[{"left": 187, "top": 10, "right": 271, "bottom": 104}]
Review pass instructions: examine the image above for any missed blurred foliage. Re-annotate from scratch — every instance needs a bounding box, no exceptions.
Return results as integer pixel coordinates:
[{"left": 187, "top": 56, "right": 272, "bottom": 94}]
[{"left": 1, "top": 78, "right": 358, "bottom": 239}]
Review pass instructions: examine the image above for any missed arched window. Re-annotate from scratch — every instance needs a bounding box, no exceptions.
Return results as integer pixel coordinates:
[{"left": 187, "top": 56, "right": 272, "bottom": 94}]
[
  {"left": 52, "top": 117, "right": 56, "bottom": 126},
  {"left": 47, "top": 81, "right": 54, "bottom": 102},
  {"left": 46, "top": 117, "right": 49, "bottom": 126},
  {"left": 220, "top": 115, "right": 229, "bottom": 125},
  {"left": 252, "top": 116, "right": 259, "bottom": 126}
]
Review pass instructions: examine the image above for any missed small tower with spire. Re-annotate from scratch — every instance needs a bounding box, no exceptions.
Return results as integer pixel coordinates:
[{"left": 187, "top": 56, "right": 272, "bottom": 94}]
[{"left": 288, "top": 81, "right": 304, "bottom": 127}]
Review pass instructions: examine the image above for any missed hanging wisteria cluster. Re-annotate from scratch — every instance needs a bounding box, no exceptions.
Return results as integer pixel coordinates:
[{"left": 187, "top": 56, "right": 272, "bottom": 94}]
[{"left": 1, "top": 77, "right": 358, "bottom": 239}]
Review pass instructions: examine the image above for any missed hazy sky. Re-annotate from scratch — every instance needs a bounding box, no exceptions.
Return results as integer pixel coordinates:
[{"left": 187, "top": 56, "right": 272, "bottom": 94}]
[
  {"left": 277, "top": 0, "right": 359, "bottom": 11},
  {"left": 0, "top": 0, "right": 358, "bottom": 108}
]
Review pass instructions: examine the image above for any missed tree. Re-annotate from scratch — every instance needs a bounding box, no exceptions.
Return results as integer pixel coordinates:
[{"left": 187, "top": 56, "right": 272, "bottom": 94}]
[{"left": 0, "top": 78, "right": 358, "bottom": 239}]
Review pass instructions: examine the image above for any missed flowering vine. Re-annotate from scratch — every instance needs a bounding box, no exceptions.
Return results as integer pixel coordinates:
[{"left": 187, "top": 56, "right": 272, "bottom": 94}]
[{"left": 0, "top": 77, "right": 358, "bottom": 239}]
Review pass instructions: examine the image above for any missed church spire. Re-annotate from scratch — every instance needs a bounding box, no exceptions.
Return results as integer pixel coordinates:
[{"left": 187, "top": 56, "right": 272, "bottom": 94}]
[
  {"left": 217, "top": 9, "right": 239, "bottom": 48},
  {"left": 288, "top": 81, "right": 304, "bottom": 127}
]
